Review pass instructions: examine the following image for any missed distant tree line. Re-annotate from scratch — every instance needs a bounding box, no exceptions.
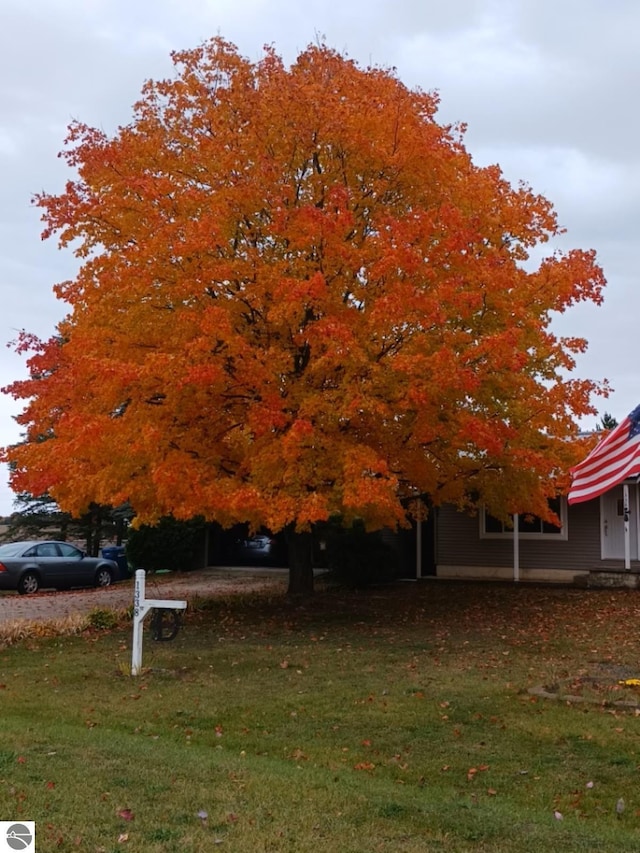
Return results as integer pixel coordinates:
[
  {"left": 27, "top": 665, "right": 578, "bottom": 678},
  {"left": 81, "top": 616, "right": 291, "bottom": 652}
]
[{"left": 0, "top": 491, "right": 131, "bottom": 556}]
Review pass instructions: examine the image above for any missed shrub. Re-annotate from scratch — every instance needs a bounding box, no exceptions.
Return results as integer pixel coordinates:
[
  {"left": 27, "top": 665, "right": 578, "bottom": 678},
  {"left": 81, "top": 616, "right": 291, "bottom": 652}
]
[
  {"left": 125, "top": 516, "right": 205, "bottom": 573},
  {"left": 86, "top": 608, "right": 119, "bottom": 630},
  {"left": 324, "top": 519, "right": 399, "bottom": 587}
]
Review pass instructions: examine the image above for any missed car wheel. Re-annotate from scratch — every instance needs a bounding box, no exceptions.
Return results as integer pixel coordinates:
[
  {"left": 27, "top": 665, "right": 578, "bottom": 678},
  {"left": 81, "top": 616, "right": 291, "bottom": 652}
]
[
  {"left": 95, "top": 567, "right": 113, "bottom": 588},
  {"left": 18, "top": 572, "right": 40, "bottom": 595}
]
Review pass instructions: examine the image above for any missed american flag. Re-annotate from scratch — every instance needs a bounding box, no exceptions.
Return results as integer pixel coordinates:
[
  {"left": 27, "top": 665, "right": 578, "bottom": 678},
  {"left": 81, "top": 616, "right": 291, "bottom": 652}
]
[{"left": 568, "top": 405, "right": 640, "bottom": 504}]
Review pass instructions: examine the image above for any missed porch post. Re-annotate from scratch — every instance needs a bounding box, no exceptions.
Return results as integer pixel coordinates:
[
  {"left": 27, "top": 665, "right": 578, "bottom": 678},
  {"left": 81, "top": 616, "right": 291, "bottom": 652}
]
[
  {"left": 513, "top": 513, "right": 520, "bottom": 583},
  {"left": 623, "top": 483, "right": 631, "bottom": 570},
  {"left": 636, "top": 484, "right": 640, "bottom": 566}
]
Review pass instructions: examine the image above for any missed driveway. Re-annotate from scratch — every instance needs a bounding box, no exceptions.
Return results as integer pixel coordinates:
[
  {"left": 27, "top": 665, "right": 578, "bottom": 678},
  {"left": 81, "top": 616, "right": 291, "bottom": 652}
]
[{"left": 0, "top": 567, "right": 288, "bottom": 625}]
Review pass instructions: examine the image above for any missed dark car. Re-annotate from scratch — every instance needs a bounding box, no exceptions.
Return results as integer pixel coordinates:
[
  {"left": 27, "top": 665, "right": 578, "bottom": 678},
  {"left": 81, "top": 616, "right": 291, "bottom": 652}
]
[
  {"left": 0, "top": 540, "right": 120, "bottom": 595},
  {"left": 232, "top": 533, "right": 278, "bottom": 564},
  {"left": 239, "top": 534, "right": 274, "bottom": 555}
]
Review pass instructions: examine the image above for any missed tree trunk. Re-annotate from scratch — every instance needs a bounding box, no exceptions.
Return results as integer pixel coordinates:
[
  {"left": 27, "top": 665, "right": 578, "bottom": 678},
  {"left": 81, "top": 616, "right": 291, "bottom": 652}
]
[
  {"left": 286, "top": 527, "right": 314, "bottom": 596},
  {"left": 115, "top": 516, "right": 124, "bottom": 546}
]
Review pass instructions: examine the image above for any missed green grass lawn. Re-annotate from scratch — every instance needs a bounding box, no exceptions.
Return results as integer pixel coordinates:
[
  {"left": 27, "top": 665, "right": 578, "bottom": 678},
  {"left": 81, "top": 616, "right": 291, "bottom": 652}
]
[{"left": 3, "top": 580, "right": 640, "bottom": 851}]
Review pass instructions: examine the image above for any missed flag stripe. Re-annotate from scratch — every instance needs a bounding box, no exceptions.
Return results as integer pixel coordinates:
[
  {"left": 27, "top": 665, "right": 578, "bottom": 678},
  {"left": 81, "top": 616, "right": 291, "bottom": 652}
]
[
  {"left": 571, "top": 435, "right": 640, "bottom": 482},
  {"left": 568, "top": 407, "right": 640, "bottom": 504},
  {"left": 569, "top": 462, "right": 640, "bottom": 503}
]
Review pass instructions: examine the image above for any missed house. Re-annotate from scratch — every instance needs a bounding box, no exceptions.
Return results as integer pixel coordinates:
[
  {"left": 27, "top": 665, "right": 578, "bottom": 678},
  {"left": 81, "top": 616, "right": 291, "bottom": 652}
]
[
  {"left": 194, "top": 484, "right": 640, "bottom": 587},
  {"left": 432, "top": 480, "right": 640, "bottom": 586},
  {"left": 199, "top": 490, "right": 635, "bottom": 586}
]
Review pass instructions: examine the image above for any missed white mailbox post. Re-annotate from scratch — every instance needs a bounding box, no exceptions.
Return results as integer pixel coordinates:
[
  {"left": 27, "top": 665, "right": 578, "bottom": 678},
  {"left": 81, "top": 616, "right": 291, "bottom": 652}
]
[{"left": 131, "top": 569, "right": 187, "bottom": 676}]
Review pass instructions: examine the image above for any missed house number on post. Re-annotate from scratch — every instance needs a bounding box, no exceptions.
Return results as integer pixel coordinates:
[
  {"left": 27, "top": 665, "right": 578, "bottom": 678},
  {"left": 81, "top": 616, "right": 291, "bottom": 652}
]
[{"left": 131, "top": 569, "right": 187, "bottom": 676}]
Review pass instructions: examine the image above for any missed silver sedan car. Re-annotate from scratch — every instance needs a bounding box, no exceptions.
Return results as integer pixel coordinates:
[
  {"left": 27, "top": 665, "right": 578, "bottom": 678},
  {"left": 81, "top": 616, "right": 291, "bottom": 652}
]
[{"left": 0, "top": 540, "right": 120, "bottom": 594}]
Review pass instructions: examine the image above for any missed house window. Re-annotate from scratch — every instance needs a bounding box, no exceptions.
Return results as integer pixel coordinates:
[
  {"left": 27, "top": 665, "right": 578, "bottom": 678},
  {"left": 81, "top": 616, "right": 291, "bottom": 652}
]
[{"left": 480, "top": 497, "right": 568, "bottom": 540}]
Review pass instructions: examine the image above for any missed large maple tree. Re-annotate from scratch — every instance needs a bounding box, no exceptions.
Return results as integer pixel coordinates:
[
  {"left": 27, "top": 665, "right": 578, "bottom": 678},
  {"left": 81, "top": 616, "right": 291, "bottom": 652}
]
[{"left": 3, "top": 39, "right": 606, "bottom": 593}]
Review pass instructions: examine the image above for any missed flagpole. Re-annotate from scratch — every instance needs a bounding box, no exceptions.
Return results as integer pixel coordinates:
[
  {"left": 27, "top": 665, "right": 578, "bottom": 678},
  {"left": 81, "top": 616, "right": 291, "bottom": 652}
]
[{"left": 623, "top": 483, "right": 630, "bottom": 571}]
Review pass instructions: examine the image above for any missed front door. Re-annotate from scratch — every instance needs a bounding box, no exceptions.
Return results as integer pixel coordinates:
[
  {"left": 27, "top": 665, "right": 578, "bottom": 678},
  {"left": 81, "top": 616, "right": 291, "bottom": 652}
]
[{"left": 601, "top": 485, "right": 639, "bottom": 560}]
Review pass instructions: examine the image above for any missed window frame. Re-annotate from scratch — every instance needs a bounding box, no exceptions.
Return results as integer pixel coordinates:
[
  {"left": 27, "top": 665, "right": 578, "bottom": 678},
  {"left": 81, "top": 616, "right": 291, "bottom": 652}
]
[
  {"left": 480, "top": 497, "right": 568, "bottom": 541},
  {"left": 57, "top": 543, "right": 83, "bottom": 559}
]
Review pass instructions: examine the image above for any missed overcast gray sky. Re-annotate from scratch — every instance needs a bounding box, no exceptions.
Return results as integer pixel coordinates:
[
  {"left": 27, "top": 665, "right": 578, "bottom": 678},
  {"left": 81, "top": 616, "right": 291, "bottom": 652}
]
[{"left": 1, "top": 0, "right": 638, "bottom": 515}]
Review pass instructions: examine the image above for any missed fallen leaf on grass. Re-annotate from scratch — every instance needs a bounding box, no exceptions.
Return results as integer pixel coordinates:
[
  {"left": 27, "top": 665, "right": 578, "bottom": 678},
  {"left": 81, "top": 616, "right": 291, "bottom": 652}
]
[
  {"left": 117, "top": 809, "right": 134, "bottom": 821},
  {"left": 467, "top": 764, "right": 489, "bottom": 781},
  {"left": 117, "top": 833, "right": 129, "bottom": 843},
  {"left": 554, "top": 811, "right": 563, "bottom": 821},
  {"left": 354, "top": 762, "right": 376, "bottom": 771}
]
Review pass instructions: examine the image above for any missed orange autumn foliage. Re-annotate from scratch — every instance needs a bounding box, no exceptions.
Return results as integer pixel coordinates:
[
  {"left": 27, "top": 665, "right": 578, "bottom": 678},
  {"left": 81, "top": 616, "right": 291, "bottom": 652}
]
[{"left": 2, "top": 39, "right": 607, "bottom": 531}]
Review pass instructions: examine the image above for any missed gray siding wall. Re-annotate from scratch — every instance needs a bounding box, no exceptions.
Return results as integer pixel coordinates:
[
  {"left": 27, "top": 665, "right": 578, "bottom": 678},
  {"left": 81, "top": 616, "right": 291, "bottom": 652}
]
[{"left": 437, "top": 500, "right": 601, "bottom": 571}]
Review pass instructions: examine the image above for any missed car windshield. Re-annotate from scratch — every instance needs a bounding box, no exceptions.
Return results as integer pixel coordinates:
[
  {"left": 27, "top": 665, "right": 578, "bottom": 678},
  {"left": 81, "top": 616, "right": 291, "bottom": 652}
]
[{"left": 0, "top": 542, "right": 28, "bottom": 557}]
